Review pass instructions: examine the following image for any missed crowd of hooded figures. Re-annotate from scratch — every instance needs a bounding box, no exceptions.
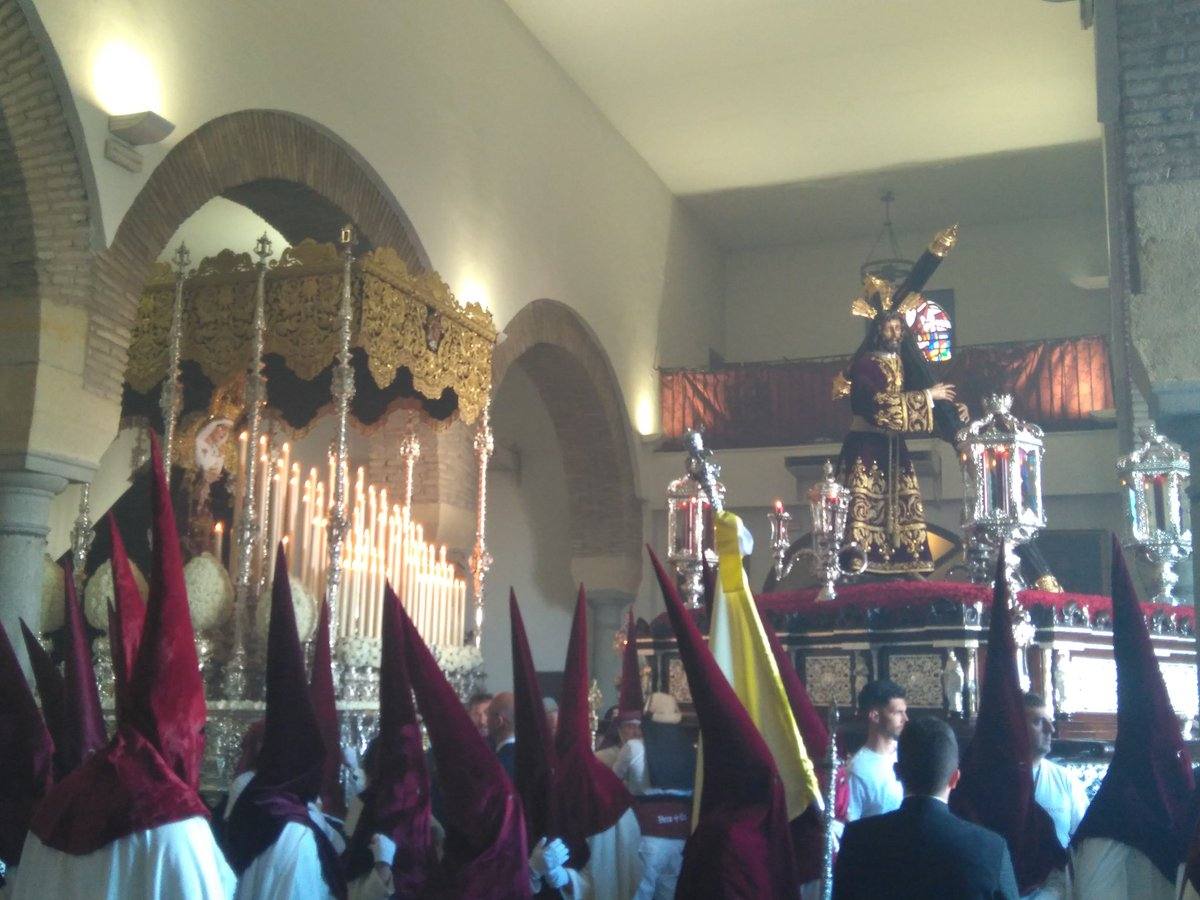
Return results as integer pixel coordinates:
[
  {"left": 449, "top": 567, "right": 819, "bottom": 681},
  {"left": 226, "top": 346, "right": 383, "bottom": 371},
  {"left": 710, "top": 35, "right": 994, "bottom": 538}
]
[{"left": 1, "top": 433, "right": 1199, "bottom": 899}]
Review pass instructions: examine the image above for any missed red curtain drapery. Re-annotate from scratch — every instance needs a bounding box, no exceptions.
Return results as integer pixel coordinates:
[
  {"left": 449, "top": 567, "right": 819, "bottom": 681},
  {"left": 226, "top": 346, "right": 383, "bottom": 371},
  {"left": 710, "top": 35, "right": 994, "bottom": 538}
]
[{"left": 659, "top": 335, "right": 1114, "bottom": 449}]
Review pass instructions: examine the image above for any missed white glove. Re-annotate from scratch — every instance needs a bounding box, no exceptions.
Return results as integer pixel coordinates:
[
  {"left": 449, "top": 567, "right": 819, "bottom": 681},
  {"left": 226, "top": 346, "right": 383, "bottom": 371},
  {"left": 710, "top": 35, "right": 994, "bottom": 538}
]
[
  {"left": 530, "top": 836, "right": 571, "bottom": 874},
  {"left": 371, "top": 833, "right": 397, "bottom": 867},
  {"left": 545, "top": 865, "right": 570, "bottom": 890}
]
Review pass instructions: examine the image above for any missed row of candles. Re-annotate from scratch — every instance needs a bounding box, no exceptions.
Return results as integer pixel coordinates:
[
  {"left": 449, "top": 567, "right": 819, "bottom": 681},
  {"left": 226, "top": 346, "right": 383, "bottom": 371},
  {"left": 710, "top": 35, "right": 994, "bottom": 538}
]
[{"left": 215, "top": 431, "right": 469, "bottom": 648}]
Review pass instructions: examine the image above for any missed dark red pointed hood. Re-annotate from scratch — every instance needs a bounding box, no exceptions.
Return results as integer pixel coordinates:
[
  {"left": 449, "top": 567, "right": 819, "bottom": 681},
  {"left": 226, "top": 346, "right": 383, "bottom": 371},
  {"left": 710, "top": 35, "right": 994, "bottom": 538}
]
[
  {"left": 256, "top": 545, "right": 325, "bottom": 794},
  {"left": 20, "top": 619, "right": 68, "bottom": 777},
  {"left": 510, "top": 589, "right": 557, "bottom": 843},
  {"left": 309, "top": 599, "right": 343, "bottom": 817},
  {"left": 400, "top": 599, "right": 530, "bottom": 898},
  {"left": 949, "top": 550, "right": 1066, "bottom": 893},
  {"left": 107, "top": 514, "right": 146, "bottom": 729},
  {"left": 553, "top": 586, "right": 633, "bottom": 855},
  {"left": 618, "top": 608, "right": 644, "bottom": 724},
  {"left": 127, "top": 430, "right": 207, "bottom": 790},
  {"left": 224, "top": 546, "right": 345, "bottom": 899},
  {"left": 342, "top": 584, "right": 434, "bottom": 894},
  {"left": 1078, "top": 538, "right": 1194, "bottom": 884},
  {"left": 29, "top": 435, "right": 209, "bottom": 856},
  {"left": 0, "top": 623, "right": 55, "bottom": 865},
  {"left": 649, "top": 547, "right": 798, "bottom": 898},
  {"left": 60, "top": 559, "right": 106, "bottom": 771}
]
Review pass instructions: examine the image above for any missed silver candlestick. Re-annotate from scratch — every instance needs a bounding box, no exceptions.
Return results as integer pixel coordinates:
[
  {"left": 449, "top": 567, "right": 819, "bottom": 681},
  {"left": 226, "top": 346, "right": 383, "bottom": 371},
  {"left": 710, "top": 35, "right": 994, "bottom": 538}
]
[
  {"left": 70, "top": 483, "right": 94, "bottom": 596},
  {"left": 224, "top": 233, "right": 273, "bottom": 699},
  {"left": 1117, "top": 425, "right": 1192, "bottom": 605},
  {"left": 160, "top": 243, "right": 191, "bottom": 472},
  {"left": 399, "top": 430, "right": 421, "bottom": 511},
  {"left": 769, "top": 460, "right": 865, "bottom": 601},
  {"left": 327, "top": 225, "right": 356, "bottom": 677},
  {"left": 666, "top": 431, "right": 723, "bottom": 609},
  {"left": 958, "top": 395, "right": 1046, "bottom": 597}
]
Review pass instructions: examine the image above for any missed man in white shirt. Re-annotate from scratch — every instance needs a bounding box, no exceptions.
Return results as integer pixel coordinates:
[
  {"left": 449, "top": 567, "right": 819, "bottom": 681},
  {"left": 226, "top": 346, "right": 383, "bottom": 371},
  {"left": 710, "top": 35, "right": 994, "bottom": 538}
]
[
  {"left": 846, "top": 679, "right": 907, "bottom": 821},
  {"left": 1024, "top": 692, "right": 1088, "bottom": 849}
]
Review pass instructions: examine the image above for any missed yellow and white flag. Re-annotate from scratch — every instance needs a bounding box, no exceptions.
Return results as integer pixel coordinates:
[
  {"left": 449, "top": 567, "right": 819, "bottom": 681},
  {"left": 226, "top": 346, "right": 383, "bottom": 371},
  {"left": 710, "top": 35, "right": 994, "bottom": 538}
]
[{"left": 698, "top": 510, "right": 822, "bottom": 821}]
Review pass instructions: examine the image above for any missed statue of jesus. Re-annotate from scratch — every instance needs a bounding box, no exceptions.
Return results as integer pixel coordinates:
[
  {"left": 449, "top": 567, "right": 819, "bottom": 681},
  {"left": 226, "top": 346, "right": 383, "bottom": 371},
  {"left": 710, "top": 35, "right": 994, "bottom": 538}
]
[{"left": 834, "top": 227, "right": 965, "bottom": 577}]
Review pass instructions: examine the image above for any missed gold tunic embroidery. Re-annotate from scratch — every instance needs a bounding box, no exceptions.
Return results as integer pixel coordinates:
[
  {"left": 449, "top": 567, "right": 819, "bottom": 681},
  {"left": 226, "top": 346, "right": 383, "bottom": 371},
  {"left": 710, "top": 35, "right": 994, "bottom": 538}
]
[
  {"left": 844, "top": 458, "right": 931, "bottom": 571},
  {"left": 869, "top": 354, "right": 933, "bottom": 433}
]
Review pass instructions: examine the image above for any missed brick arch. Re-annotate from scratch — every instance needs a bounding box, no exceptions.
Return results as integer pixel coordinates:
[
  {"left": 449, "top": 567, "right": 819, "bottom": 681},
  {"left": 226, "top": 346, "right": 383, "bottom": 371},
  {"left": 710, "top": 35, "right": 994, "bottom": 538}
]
[
  {"left": 493, "top": 299, "right": 642, "bottom": 594},
  {"left": 92, "top": 108, "right": 432, "bottom": 401},
  {"left": 0, "top": 0, "right": 102, "bottom": 447}
]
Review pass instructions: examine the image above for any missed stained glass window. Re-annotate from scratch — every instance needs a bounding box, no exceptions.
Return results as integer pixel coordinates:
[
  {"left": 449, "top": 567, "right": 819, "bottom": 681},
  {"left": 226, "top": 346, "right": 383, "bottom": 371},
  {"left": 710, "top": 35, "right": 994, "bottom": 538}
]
[{"left": 905, "top": 298, "right": 953, "bottom": 362}]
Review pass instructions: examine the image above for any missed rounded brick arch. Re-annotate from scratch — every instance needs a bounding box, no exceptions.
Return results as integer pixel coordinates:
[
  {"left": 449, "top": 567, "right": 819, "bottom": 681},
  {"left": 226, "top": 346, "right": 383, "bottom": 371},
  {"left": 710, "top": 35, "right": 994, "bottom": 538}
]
[
  {"left": 92, "top": 108, "right": 433, "bottom": 401},
  {"left": 493, "top": 299, "right": 642, "bottom": 594},
  {"left": 0, "top": 0, "right": 102, "bottom": 433}
]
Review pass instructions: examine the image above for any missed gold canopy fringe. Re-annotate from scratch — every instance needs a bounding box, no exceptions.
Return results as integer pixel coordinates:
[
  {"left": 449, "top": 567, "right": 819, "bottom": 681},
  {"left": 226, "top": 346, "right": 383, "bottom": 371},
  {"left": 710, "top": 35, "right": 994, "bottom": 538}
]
[{"left": 125, "top": 240, "right": 497, "bottom": 424}]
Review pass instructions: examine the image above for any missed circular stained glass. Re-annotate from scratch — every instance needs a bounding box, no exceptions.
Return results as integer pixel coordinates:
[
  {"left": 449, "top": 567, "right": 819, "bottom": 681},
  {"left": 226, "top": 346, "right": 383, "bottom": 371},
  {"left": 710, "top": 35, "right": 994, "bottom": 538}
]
[{"left": 905, "top": 299, "right": 952, "bottom": 362}]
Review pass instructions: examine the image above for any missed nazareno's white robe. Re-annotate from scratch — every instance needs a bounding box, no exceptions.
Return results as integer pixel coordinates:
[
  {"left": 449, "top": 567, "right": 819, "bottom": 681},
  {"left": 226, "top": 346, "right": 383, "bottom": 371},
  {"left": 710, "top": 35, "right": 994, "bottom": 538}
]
[
  {"left": 234, "top": 820, "right": 334, "bottom": 900},
  {"left": 561, "top": 807, "right": 642, "bottom": 900},
  {"left": 1070, "top": 837, "right": 1175, "bottom": 900},
  {"left": 11, "top": 817, "right": 235, "bottom": 900}
]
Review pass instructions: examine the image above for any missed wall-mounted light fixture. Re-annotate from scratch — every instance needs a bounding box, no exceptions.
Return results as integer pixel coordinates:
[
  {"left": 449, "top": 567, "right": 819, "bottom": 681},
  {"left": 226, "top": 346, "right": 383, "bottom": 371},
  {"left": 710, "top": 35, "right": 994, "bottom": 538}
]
[{"left": 105, "top": 111, "right": 175, "bottom": 173}]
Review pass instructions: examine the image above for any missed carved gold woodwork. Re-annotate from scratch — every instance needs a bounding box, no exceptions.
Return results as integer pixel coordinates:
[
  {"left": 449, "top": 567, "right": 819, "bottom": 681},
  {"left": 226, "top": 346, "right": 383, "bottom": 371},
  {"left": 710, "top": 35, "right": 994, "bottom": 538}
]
[{"left": 126, "top": 240, "right": 497, "bottom": 424}]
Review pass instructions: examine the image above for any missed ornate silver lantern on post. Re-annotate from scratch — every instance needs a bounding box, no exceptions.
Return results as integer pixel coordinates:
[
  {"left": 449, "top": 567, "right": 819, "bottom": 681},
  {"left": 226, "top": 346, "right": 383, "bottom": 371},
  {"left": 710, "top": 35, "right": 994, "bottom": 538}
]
[
  {"left": 1117, "top": 425, "right": 1192, "bottom": 605},
  {"left": 769, "top": 460, "right": 865, "bottom": 601},
  {"left": 666, "top": 431, "right": 723, "bottom": 609},
  {"left": 958, "top": 394, "right": 1046, "bottom": 595}
]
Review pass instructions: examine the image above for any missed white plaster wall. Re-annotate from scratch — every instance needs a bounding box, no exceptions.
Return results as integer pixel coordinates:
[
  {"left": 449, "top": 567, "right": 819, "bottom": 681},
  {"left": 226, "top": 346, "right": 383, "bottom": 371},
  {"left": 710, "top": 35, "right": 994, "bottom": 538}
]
[
  {"left": 722, "top": 212, "right": 1109, "bottom": 362},
  {"left": 153, "top": 198, "right": 288, "bottom": 266},
  {"left": 485, "top": 364, "right": 577, "bottom": 691},
  {"left": 34, "top": 0, "right": 724, "bottom": 452}
]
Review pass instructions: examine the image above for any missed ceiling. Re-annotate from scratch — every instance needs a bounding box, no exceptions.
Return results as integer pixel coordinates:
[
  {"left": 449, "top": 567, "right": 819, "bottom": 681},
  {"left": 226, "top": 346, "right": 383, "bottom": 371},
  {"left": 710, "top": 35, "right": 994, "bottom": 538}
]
[
  {"left": 504, "top": 1, "right": 1102, "bottom": 242},
  {"left": 685, "top": 139, "right": 1105, "bottom": 249}
]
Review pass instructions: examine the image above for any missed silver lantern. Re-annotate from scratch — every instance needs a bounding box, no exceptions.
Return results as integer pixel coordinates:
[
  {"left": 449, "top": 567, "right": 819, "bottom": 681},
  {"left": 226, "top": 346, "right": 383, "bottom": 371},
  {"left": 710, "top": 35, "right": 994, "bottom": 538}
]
[
  {"left": 958, "top": 394, "right": 1046, "bottom": 594},
  {"left": 1117, "top": 425, "right": 1192, "bottom": 605},
  {"left": 666, "top": 431, "right": 723, "bottom": 609},
  {"left": 769, "top": 460, "right": 865, "bottom": 601}
]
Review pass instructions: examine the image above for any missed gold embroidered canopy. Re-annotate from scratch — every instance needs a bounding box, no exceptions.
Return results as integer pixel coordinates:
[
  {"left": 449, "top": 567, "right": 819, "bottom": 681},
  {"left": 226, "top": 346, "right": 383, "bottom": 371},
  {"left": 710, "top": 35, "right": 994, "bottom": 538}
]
[{"left": 125, "top": 240, "right": 497, "bottom": 424}]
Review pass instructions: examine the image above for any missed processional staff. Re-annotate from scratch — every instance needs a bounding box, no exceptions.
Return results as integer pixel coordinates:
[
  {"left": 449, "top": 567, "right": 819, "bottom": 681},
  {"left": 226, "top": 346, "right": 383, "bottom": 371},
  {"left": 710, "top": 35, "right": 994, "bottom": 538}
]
[
  {"left": 224, "top": 233, "right": 273, "bottom": 699},
  {"left": 160, "top": 243, "right": 191, "bottom": 473},
  {"left": 820, "top": 704, "right": 840, "bottom": 900},
  {"left": 325, "top": 225, "right": 357, "bottom": 665}
]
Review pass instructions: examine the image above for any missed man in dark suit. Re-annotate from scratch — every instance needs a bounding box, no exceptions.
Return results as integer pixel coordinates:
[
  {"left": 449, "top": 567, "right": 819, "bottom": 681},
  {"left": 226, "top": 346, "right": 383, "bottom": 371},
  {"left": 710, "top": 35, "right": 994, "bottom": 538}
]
[
  {"left": 833, "top": 717, "right": 1019, "bottom": 900},
  {"left": 486, "top": 691, "right": 517, "bottom": 780}
]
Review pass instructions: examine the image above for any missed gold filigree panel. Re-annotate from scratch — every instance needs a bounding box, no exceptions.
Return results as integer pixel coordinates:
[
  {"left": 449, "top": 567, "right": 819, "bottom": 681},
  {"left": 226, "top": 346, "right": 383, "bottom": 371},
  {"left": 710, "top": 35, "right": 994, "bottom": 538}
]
[
  {"left": 887, "top": 654, "right": 943, "bottom": 708},
  {"left": 804, "top": 655, "right": 852, "bottom": 705}
]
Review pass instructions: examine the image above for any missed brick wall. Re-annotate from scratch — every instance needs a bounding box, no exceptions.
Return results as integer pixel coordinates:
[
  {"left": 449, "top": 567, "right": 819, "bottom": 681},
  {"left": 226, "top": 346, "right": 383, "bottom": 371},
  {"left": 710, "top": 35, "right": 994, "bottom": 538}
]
[
  {"left": 1117, "top": 0, "right": 1200, "bottom": 185},
  {"left": 0, "top": 0, "right": 95, "bottom": 363}
]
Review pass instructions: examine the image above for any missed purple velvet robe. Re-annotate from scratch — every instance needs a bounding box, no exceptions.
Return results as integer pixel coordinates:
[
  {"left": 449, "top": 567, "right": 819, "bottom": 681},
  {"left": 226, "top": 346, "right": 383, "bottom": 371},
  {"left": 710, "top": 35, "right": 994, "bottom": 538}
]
[{"left": 837, "top": 351, "right": 934, "bottom": 575}]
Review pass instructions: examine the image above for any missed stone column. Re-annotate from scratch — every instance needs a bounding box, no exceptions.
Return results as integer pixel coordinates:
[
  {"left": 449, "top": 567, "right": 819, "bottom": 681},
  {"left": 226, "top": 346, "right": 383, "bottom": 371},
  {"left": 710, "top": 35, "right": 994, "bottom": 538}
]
[
  {"left": 587, "top": 588, "right": 635, "bottom": 708},
  {"left": 0, "top": 472, "right": 68, "bottom": 674},
  {"left": 1096, "top": 0, "right": 1200, "bottom": 707}
]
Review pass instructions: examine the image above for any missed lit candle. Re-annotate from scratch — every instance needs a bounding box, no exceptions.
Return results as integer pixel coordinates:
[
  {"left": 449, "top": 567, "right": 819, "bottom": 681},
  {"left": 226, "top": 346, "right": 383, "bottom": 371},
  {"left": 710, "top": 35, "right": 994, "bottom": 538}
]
[
  {"left": 300, "top": 476, "right": 312, "bottom": 587},
  {"left": 233, "top": 431, "right": 249, "bottom": 568},
  {"left": 287, "top": 463, "right": 300, "bottom": 555},
  {"left": 213, "top": 521, "right": 224, "bottom": 563}
]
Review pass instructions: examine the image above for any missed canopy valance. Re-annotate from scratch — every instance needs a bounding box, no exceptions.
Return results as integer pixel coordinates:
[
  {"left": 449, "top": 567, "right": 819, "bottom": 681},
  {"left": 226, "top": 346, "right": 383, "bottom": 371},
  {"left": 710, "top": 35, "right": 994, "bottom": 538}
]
[{"left": 125, "top": 240, "right": 497, "bottom": 424}]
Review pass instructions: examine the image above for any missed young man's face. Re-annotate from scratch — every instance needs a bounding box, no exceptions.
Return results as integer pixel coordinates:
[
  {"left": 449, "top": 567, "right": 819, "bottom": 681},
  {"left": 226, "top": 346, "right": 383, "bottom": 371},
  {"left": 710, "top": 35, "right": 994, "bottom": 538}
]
[
  {"left": 1026, "top": 704, "right": 1055, "bottom": 760},
  {"left": 870, "top": 698, "right": 908, "bottom": 740}
]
